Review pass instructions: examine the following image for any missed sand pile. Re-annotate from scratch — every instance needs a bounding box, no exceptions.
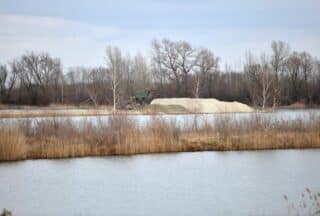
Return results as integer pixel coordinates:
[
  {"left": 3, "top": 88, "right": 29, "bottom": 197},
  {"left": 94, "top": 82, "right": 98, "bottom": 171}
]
[{"left": 150, "top": 98, "right": 254, "bottom": 113}]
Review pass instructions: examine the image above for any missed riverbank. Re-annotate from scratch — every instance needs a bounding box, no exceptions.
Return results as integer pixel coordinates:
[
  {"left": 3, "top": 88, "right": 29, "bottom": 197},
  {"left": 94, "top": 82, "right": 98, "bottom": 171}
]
[
  {"left": 0, "top": 99, "right": 255, "bottom": 118},
  {"left": 0, "top": 106, "right": 248, "bottom": 118},
  {"left": 1, "top": 114, "right": 319, "bottom": 161},
  {"left": 0, "top": 107, "right": 193, "bottom": 118},
  {"left": 1, "top": 104, "right": 320, "bottom": 119}
]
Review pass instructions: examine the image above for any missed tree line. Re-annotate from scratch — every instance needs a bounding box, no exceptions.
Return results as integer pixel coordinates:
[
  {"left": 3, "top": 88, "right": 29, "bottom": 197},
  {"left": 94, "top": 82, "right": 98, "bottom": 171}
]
[{"left": 0, "top": 39, "right": 319, "bottom": 108}]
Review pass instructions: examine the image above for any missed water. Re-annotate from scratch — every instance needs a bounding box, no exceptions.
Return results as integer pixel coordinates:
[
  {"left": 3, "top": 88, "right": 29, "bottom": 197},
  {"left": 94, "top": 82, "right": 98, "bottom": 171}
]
[
  {"left": 0, "top": 150, "right": 319, "bottom": 216},
  {"left": 1, "top": 109, "right": 320, "bottom": 127}
]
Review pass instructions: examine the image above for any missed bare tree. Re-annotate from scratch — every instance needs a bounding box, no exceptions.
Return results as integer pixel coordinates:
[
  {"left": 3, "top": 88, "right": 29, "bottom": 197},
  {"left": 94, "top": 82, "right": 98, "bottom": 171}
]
[
  {"left": 122, "top": 54, "right": 139, "bottom": 102},
  {"left": 245, "top": 52, "right": 274, "bottom": 109},
  {"left": 271, "top": 41, "right": 290, "bottom": 107},
  {"left": 132, "top": 53, "right": 150, "bottom": 91},
  {"left": 285, "top": 52, "right": 303, "bottom": 102},
  {"left": 152, "top": 39, "right": 181, "bottom": 95},
  {"left": 176, "top": 41, "right": 196, "bottom": 96},
  {"left": 65, "top": 68, "right": 84, "bottom": 104},
  {"left": 150, "top": 41, "right": 168, "bottom": 95},
  {"left": 316, "top": 59, "right": 320, "bottom": 102},
  {"left": 0, "top": 63, "right": 18, "bottom": 103},
  {"left": 260, "top": 55, "right": 274, "bottom": 109},
  {"left": 84, "top": 68, "right": 106, "bottom": 106},
  {"left": 299, "top": 51, "right": 313, "bottom": 103},
  {"left": 194, "top": 48, "right": 219, "bottom": 98},
  {"left": 0, "top": 65, "right": 8, "bottom": 102},
  {"left": 106, "top": 46, "right": 124, "bottom": 112},
  {"left": 58, "top": 70, "right": 64, "bottom": 104},
  {"left": 316, "top": 59, "right": 320, "bottom": 88},
  {"left": 194, "top": 72, "right": 201, "bottom": 98},
  {"left": 13, "top": 52, "right": 61, "bottom": 104}
]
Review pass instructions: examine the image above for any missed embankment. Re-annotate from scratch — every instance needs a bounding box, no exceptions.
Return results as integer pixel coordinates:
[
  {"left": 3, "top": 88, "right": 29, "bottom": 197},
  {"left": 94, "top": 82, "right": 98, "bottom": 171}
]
[{"left": 150, "top": 98, "right": 253, "bottom": 113}]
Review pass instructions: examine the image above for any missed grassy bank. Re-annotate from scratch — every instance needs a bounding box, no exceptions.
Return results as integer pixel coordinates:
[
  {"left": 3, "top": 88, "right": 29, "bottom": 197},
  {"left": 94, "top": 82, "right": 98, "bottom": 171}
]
[{"left": 0, "top": 114, "right": 320, "bottom": 161}]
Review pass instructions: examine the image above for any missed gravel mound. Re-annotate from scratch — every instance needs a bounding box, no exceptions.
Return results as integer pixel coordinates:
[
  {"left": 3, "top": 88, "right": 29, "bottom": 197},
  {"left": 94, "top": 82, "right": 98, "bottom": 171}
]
[{"left": 150, "top": 98, "right": 253, "bottom": 113}]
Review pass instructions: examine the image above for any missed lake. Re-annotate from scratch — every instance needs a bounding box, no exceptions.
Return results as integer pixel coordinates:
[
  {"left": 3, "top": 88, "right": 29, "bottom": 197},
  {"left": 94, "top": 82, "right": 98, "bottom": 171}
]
[{"left": 0, "top": 150, "right": 319, "bottom": 216}]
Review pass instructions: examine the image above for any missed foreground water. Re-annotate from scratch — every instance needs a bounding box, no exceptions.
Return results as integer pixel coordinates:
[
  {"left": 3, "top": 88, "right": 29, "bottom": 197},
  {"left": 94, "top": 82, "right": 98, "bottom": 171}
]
[{"left": 0, "top": 150, "right": 319, "bottom": 216}]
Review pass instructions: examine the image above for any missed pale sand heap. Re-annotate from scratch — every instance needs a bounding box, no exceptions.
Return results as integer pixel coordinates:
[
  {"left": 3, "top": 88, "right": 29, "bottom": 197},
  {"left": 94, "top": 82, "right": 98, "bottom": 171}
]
[{"left": 150, "top": 98, "right": 254, "bottom": 113}]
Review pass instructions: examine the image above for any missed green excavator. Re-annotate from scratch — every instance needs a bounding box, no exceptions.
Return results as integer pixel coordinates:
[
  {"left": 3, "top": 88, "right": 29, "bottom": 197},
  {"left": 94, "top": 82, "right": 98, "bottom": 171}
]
[{"left": 125, "top": 90, "right": 152, "bottom": 109}]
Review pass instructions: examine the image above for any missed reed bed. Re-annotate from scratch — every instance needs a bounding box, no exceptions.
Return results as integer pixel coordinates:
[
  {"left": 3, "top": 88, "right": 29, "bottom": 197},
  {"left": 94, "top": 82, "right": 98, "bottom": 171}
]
[{"left": 0, "top": 114, "right": 320, "bottom": 161}]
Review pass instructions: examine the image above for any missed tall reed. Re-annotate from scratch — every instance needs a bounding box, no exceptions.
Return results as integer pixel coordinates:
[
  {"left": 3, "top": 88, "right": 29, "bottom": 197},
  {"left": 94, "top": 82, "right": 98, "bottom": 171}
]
[
  {"left": 0, "top": 113, "right": 319, "bottom": 161},
  {"left": 0, "top": 127, "right": 27, "bottom": 161}
]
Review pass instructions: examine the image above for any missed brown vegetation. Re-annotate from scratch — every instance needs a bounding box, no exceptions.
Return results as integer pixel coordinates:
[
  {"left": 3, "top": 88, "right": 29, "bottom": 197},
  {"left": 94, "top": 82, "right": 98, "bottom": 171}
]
[
  {"left": 0, "top": 114, "right": 319, "bottom": 161},
  {"left": 0, "top": 128, "right": 27, "bottom": 161}
]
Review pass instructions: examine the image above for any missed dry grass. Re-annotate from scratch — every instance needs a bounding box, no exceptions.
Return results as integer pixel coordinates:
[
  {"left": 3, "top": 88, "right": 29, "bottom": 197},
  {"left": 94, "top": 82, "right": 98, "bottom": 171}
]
[
  {"left": 0, "top": 128, "right": 27, "bottom": 161},
  {"left": 0, "top": 114, "right": 320, "bottom": 161}
]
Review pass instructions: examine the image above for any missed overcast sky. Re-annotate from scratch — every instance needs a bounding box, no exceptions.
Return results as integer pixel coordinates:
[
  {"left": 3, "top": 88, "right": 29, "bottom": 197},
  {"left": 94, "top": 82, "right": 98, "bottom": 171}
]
[{"left": 0, "top": 0, "right": 319, "bottom": 70}]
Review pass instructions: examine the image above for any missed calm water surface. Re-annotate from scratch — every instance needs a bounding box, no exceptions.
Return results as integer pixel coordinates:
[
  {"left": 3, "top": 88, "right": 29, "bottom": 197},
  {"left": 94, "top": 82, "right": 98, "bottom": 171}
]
[{"left": 0, "top": 150, "right": 319, "bottom": 216}]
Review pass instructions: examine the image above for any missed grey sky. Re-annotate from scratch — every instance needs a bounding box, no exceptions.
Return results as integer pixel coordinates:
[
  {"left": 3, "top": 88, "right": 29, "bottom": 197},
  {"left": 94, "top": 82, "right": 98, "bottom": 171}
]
[{"left": 0, "top": 0, "right": 319, "bottom": 70}]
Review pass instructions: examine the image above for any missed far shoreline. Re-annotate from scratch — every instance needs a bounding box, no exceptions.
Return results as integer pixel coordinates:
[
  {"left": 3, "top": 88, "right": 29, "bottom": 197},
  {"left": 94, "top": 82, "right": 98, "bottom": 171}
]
[{"left": 0, "top": 104, "right": 318, "bottom": 119}]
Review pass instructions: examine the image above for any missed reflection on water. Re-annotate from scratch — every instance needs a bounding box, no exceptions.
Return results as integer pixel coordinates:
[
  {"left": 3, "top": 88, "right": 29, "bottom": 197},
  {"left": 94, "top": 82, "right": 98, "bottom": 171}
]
[{"left": 0, "top": 150, "right": 319, "bottom": 216}]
